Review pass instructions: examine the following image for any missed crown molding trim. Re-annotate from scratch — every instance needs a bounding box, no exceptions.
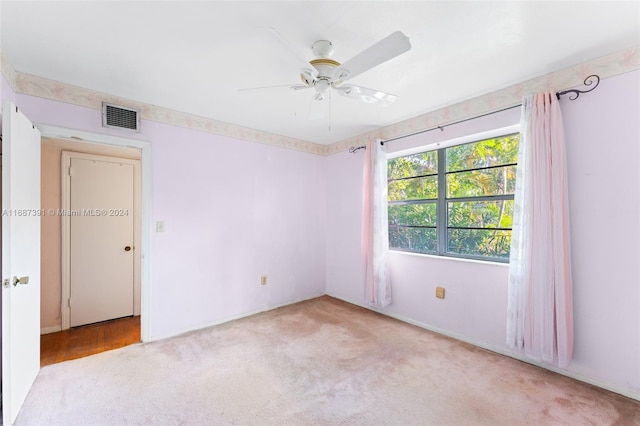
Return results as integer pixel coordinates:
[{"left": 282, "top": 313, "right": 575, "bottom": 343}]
[
  {"left": 5, "top": 61, "right": 325, "bottom": 156},
  {"left": 326, "top": 45, "right": 639, "bottom": 155},
  {"left": 2, "top": 46, "right": 638, "bottom": 157}
]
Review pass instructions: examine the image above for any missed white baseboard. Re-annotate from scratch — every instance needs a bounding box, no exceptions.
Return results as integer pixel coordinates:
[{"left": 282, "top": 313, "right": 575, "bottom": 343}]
[
  {"left": 326, "top": 292, "right": 640, "bottom": 402},
  {"left": 40, "top": 325, "right": 62, "bottom": 335}
]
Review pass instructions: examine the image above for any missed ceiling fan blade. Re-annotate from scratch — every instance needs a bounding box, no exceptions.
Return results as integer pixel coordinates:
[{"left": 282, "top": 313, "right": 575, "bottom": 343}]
[
  {"left": 335, "top": 84, "right": 398, "bottom": 106},
  {"left": 309, "top": 91, "right": 330, "bottom": 120},
  {"left": 336, "top": 31, "right": 411, "bottom": 81},
  {"left": 237, "top": 84, "right": 309, "bottom": 92},
  {"left": 268, "top": 26, "right": 318, "bottom": 81}
]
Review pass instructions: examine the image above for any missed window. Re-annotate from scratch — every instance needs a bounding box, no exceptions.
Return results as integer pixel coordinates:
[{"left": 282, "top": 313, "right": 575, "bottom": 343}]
[{"left": 387, "top": 133, "right": 519, "bottom": 262}]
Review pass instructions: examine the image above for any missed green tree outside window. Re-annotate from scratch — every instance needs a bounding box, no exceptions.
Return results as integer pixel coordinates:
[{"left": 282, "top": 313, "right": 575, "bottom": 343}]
[{"left": 388, "top": 133, "right": 519, "bottom": 261}]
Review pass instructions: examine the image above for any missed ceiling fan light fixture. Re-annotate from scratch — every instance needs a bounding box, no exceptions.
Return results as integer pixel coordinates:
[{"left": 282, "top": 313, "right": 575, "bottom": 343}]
[
  {"left": 315, "top": 79, "right": 331, "bottom": 94},
  {"left": 334, "top": 68, "right": 350, "bottom": 83},
  {"left": 300, "top": 68, "right": 317, "bottom": 86}
]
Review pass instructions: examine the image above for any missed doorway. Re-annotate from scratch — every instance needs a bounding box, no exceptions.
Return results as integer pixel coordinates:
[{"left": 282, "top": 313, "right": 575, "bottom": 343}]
[
  {"left": 40, "top": 137, "right": 143, "bottom": 364},
  {"left": 40, "top": 316, "right": 140, "bottom": 366},
  {"left": 62, "top": 151, "right": 141, "bottom": 328},
  {"left": 1, "top": 113, "right": 152, "bottom": 422}
]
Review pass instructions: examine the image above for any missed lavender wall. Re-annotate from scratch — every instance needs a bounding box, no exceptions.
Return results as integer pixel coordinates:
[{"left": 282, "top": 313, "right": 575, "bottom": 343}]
[
  {"left": 560, "top": 70, "right": 640, "bottom": 393},
  {"left": 1, "top": 74, "right": 16, "bottom": 104},
  {"left": 146, "top": 120, "right": 327, "bottom": 337},
  {"left": 326, "top": 70, "right": 640, "bottom": 397},
  {"left": 13, "top": 94, "right": 327, "bottom": 340}
]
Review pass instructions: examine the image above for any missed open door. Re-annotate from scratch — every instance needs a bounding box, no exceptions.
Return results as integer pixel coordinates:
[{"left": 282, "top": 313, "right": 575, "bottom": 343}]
[{"left": 1, "top": 101, "right": 41, "bottom": 425}]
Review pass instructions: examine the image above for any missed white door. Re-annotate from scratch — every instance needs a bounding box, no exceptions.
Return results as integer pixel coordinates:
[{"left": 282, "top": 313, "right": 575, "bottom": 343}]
[
  {"left": 1, "top": 101, "right": 41, "bottom": 425},
  {"left": 69, "top": 156, "right": 135, "bottom": 327}
]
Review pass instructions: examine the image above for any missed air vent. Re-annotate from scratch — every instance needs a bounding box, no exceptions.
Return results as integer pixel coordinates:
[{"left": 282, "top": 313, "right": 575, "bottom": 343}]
[{"left": 102, "top": 103, "right": 140, "bottom": 132}]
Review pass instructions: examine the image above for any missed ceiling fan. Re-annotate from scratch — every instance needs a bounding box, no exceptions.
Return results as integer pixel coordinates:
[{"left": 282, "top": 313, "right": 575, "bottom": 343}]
[{"left": 244, "top": 29, "right": 412, "bottom": 120}]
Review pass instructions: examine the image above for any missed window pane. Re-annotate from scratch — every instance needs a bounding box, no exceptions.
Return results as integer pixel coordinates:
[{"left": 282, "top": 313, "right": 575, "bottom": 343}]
[
  {"left": 446, "top": 134, "right": 519, "bottom": 173},
  {"left": 447, "top": 229, "right": 511, "bottom": 259},
  {"left": 389, "top": 226, "right": 437, "bottom": 253},
  {"left": 386, "top": 131, "right": 519, "bottom": 263},
  {"left": 389, "top": 203, "right": 437, "bottom": 227},
  {"left": 388, "top": 151, "right": 438, "bottom": 180},
  {"left": 447, "top": 165, "right": 516, "bottom": 198},
  {"left": 448, "top": 200, "right": 514, "bottom": 229},
  {"left": 389, "top": 175, "right": 438, "bottom": 202}
]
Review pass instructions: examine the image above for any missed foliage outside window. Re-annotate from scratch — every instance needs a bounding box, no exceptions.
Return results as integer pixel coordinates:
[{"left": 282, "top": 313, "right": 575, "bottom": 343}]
[{"left": 387, "top": 133, "right": 519, "bottom": 262}]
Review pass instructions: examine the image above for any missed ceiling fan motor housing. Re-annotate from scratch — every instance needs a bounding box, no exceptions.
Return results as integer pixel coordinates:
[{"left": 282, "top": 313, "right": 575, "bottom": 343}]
[
  {"left": 310, "top": 58, "right": 340, "bottom": 78},
  {"left": 300, "top": 58, "right": 341, "bottom": 87}
]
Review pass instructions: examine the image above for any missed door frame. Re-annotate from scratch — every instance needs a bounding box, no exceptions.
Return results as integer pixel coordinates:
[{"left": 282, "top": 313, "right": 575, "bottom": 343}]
[
  {"left": 36, "top": 124, "right": 152, "bottom": 342},
  {"left": 61, "top": 151, "right": 142, "bottom": 329}
]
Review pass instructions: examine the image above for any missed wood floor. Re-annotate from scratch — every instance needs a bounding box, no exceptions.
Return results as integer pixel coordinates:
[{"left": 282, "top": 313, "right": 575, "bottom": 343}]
[{"left": 41, "top": 316, "right": 141, "bottom": 366}]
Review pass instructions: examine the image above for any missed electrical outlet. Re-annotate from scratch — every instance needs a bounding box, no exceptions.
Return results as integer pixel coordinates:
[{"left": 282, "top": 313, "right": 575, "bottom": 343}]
[
  {"left": 436, "top": 286, "right": 445, "bottom": 299},
  {"left": 261, "top": 275, "right": 267, "bottom": 285}
]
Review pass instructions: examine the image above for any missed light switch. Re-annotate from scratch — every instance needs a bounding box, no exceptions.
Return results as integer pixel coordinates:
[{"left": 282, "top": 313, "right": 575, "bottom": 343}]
[
  {"left": 436, "top": 286, "right": 445, "bottom": 299},
  {"left": 156, "top": 221, "right": 165, "bottom": 232}
]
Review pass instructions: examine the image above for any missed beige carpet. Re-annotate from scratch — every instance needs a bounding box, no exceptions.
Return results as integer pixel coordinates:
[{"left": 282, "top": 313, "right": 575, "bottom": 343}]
[{"left": 15, "top": 296, "right": 640, "bottom": 425}]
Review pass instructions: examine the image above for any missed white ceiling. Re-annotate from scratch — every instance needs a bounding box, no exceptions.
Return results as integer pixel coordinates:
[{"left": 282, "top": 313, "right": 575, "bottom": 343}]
[{"left": 1, "top": 1, "right": 639, "bottom": 145}]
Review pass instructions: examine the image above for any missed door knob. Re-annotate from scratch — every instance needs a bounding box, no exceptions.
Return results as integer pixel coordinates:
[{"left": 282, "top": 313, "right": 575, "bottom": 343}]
[
  {"left": 13, "top": 276, "right": 29, "bottom": 286},
  {"left": 124, "top": 246, "right": 132, "bottom": 252}
]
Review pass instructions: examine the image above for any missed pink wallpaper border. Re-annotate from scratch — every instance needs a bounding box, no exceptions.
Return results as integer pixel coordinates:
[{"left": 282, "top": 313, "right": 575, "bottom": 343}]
[
  {"left": 2, "top": 46, "right": 638, "bottom": 156},
  {"left": 1, "top": 51, "right": 18, "bottom": 91},
  {"left": 326, "top": 45, "right": 639, "bottom": 155}
]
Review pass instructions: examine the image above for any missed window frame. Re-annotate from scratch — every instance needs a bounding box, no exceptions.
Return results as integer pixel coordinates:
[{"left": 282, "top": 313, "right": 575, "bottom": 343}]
[{"left": 387, "top": 126, "right": 520, "bottom": 263}]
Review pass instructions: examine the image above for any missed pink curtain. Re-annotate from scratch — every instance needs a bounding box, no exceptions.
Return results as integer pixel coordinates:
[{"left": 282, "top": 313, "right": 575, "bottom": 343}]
[
  {"left": 507, "top": 93, "right": 573, "bottom": 368},
  {"left": 362, "top": 139, "right": 392, "bottom": 308}
]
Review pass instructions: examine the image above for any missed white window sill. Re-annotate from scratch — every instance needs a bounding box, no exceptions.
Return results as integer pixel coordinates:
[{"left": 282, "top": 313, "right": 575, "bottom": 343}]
[{"left": 389, "top": 249, "right": 511, "bottom": 267}]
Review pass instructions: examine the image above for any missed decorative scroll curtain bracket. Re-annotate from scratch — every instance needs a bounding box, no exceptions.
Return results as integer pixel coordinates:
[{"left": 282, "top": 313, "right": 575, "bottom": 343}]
[{"left": 375, "top": 75, "right": 601, "bottom": 147}]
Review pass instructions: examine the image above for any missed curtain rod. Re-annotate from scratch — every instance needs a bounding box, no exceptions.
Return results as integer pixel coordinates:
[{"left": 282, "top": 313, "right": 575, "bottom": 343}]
[{"left": 348, "top": 74, "right": 600, "bottom": 152}]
